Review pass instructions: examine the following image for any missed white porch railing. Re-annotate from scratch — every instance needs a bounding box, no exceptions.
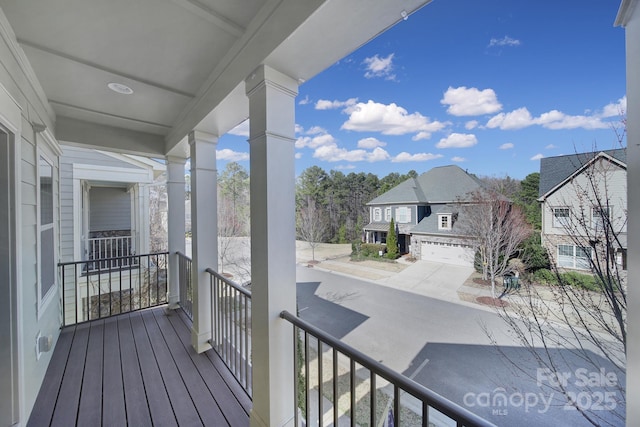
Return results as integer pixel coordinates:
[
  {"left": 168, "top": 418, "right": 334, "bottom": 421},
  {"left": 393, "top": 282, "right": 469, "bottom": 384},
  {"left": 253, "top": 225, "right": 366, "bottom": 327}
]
[{"left": 86, "top": 235, "right": 136, "bottom": 272}]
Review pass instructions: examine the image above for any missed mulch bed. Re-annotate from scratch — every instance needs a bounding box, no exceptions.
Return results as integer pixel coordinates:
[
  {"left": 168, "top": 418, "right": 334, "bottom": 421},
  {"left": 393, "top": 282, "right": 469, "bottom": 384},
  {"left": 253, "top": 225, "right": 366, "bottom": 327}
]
[
  {"left": 473, "top": 277, "right": 491, "bottom": 286},
  {"left": 476, "top": 296, "right": 509, "bottom": 307}
]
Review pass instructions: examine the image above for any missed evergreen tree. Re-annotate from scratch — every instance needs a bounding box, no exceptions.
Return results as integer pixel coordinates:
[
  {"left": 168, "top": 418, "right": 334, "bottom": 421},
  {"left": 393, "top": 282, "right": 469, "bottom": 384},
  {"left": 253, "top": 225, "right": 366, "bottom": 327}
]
[{"left": 386, "top": 218, "right": 399, "bottom": 259}]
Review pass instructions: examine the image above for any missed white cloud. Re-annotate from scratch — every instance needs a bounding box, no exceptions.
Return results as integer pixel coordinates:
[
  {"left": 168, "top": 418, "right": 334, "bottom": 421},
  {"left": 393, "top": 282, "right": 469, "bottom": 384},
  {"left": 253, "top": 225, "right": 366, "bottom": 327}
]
[
  {"left": 217, "top": 149, "right": 249, "bottom": 161},
  {"left": 228, "top": 119, "right": 250, "bottom": 137},
  {"left": 357, "top": 137, "right": 387, "bottom": 149},
  {"left": 298, "top": 95, "right": 311, "bottom": 105},
  {"left": 295, "top": 152, "right": 303, "bottom": 159},
  {"left": 488, "top": 36, "right": 521, "bottom": 47},
  {"left": 441, "top": 86, "right": 502, "bottom": 116},
  {"left": 306, "top": 126, "right": 327, "bottom": 135},
  {"left": 465, "top": 120, "right": 479, "bottom": 130},
  {"left": 545, "top": 144, "right": 557, "bottom": 149},
  {"left": 335, "top": 164, "right": 356, "bottom": 170},
  {"left": 486, "top": 97, "right": 625, "bottom": 131},
  {"left": 313, "top": 144, "right": 390, "bottom": 163},
  {"left": 600, "top": 96, "right": 627, "bottom": 118},
  {"left": 342, "top": 100, "right": 447, "bottom": 138},
  {"left": 315, "top": 98, "right": 358, "bottom": 110},
  {"left": 486, "top": 107, "right": 535, "bottom": 130},
  {"left": 499, "top": 142, "right": 514, "bottom": 150},
  {"left": 436, "top": 133, "right": 478, "bottom": 149},
  {"left": 295, "top": 124, "right": 304, "bottom": 134},
  {"left": 363, "top": 53, "right": 396, "bottom": 80},
  {"left": 530, "top": 153, "right": 544, "bottom": 161},
  {"left": 295, "top": 132, "right": 336, "bottom": 149},
  {"left": 451, "top": 156, "right": 466, "bottom": 162},
  {"left": 392, "top": 152, "right": 443, "bottom": 163}
]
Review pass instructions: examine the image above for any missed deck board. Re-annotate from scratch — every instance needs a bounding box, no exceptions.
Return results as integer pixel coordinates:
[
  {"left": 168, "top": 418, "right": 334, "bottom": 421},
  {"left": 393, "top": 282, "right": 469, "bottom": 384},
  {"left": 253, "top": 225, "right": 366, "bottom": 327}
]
[
  {"left": 102, "top": 316, "right": 127, "bottom": 427},
  {"left": 50, "top": 322, "right": 90, "bottom": 427},
  {"left": 27, "top": 306, "right": 251, "bottom": 426},
  {"left": 77, "top": 319, "right": 104, "bottom": 426},
  {"left": 117, "top": 314, "right": 152, "bottom": 426},
  {"left": 27, "top": 326, "right": 75, "bottom": 427},
  {"left": 169, "top": 308, "right": 252, "bottom": 424}
]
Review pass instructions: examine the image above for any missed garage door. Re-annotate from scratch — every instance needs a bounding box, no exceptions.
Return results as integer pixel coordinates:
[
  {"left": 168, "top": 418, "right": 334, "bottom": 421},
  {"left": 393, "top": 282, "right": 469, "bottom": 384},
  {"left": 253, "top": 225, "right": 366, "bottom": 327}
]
[{"left": 420, "top": 241, "right": 474, "bottom": 267}]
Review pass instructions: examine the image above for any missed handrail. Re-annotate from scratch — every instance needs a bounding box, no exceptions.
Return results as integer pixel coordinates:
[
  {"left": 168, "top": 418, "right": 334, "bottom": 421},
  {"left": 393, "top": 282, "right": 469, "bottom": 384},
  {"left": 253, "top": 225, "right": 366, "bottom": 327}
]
[
  {"left": 280, "top": 310, "right": 496, "bottom": 427},
  {"left": 59, "top": 252, "right": 169, "bottom": 326},
  {"left": 205, "top": 267, "right": 252, "bottom": 297},
  {"left": 176, "top": 251, "right": 193, "bottom": 320},
  {"left": 207, "top": 267, "right": 252, "bottom": 396}
]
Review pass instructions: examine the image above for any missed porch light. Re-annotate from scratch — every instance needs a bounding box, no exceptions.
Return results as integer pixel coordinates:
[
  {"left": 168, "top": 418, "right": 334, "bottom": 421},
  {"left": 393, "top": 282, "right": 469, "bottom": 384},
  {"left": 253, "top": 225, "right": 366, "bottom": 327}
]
[{"left": 107, "top": 82, "right": 134, "bottom": 95}]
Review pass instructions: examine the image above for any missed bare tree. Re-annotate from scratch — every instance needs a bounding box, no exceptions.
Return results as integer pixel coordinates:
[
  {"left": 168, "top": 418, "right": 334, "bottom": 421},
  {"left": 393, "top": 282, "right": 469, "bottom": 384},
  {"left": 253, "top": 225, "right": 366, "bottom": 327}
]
[
  {"left": 217, "top": 162, "right": 250, "bottom": 278},
  {"left": 457, "top": 189, "right": 533, "bottom": 298},
  {"left": 296, "top": 196, "right": 328, "bottom": 262},
  {"left": 488, "top": 147, "right": 627, "bottom": 426}
]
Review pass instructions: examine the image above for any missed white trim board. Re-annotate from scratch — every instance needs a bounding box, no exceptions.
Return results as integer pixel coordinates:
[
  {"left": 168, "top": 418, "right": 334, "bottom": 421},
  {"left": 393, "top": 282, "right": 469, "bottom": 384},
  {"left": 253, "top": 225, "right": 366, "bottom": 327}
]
[{"left": 73, "top": 163, "right": 153, "bottom": 183}]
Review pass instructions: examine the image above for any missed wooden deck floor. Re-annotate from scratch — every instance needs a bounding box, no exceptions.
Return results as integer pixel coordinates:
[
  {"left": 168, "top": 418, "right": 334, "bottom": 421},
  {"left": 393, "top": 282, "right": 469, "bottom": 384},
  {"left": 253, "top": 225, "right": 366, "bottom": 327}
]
[{"left": 28, "top": 306, "right": 251, "bottom": 427}]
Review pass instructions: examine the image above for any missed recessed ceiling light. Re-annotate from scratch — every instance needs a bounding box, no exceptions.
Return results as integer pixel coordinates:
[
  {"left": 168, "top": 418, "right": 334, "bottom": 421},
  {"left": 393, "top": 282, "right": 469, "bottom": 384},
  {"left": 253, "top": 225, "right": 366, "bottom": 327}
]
[{"left": 107, "top": 82, "right": 134, "bottom": 95}]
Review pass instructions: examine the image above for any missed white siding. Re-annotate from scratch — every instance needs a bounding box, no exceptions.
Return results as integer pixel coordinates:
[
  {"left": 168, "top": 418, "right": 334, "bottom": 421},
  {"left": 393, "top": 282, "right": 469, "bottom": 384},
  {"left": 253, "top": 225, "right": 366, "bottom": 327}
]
[{"left": 0, "top": 11, "right": 62, "bottom": 422}]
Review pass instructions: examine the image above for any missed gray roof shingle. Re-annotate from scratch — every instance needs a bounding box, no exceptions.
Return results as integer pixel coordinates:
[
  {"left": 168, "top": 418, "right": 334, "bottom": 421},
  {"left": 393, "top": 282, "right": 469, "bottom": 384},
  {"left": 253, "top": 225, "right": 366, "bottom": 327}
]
[
  {"left": 539, "top": 148, "right": 626, "bottom": 198},
  {"left": 367, "top": 165, "right": 484, "bottom": 205}
]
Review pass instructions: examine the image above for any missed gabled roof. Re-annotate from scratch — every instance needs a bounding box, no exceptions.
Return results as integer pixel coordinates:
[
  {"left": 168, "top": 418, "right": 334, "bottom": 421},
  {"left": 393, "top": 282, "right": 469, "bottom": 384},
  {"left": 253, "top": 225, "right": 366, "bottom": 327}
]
[
  {"left": 367, "top": 165, "right": 485, "bottom": 205},
  {"left": 411, "top": 204, "right": 460, "bottom": 235},
  {"left": 538, "top": 149, "right": 626, "bottom": 200}
]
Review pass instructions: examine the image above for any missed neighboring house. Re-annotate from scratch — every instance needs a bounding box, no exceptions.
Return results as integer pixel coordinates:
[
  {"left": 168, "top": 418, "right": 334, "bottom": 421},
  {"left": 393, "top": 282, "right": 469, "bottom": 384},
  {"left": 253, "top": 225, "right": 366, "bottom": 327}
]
[
  {"left": 538, "top": 149, "right": 627, "bottom": 272},
  {"left": 59, "top": 145, "right": 165, "bottom": 324},
  {"left": 364, "top": 165, "right": 485, "bottom": 267}
]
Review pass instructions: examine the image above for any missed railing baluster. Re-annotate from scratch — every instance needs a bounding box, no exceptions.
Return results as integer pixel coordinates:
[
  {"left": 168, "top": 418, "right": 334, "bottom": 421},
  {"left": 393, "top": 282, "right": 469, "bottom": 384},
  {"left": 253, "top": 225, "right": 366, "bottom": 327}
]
[
  {"left": 318, "top": 340, "right": 323, "bottom": 427},
  {"left": 58, "top": 251, "right": 169, "bottom": 326},
  {"left": 280, "top": 311, "right": 496, "bottom": 427},
  {"left": 350, "top": 359, "right": 356, "bottom": 427},
  {"left": 305, "top": 331, "right": 310, "bottom": 427},
  {"left": 293, "top": 325, "right": 299, "bottom": 427},
  {"left": 333, "top": 347, "right": 338, "bottom": 427},
  {"left": 370, "top": 370, "right": 376, "bottom": 427}
]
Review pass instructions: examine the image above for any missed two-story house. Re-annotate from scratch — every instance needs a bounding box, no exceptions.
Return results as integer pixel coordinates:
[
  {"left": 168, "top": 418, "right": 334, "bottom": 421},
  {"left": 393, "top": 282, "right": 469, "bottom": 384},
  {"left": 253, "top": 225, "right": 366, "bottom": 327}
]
[
  {"left": 364, "top": 165, "right": 484, "bottom": 266},
  {"left": 538, "top": 149, "right": 627, "bottom": 272}
]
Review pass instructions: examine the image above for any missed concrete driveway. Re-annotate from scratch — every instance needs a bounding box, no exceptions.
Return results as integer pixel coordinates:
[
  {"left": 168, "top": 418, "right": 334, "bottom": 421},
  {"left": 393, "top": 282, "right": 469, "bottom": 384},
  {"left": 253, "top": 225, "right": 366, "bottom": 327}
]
[
  {"left": 314, "top": 257, "right": 475, "bottom": 304},
  {"left": 376, "top": 260, "right": 474, "bottom": 302}
]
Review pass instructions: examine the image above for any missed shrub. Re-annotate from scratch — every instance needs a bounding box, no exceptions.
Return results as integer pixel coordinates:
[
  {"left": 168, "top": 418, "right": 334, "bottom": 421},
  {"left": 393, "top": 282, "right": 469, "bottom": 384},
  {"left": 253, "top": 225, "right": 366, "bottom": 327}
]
[
  {"left": 532, "top": 268, "right": 557, "bottom": 285},
  {"left": 520, "top": 235, "right": 550, "bottom": 272},
  {"left": 559, "top": 271, "right": 600, "bottom": 292},
  {"left": 361, "top": 243, "right": 385, "bottom": 257}
]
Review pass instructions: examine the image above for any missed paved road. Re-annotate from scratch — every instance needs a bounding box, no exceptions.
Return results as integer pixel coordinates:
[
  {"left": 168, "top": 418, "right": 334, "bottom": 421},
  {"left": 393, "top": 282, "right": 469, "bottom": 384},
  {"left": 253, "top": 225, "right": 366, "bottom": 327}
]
[{"left": 296, "top": 266, "right": 625, "bottom": 427}]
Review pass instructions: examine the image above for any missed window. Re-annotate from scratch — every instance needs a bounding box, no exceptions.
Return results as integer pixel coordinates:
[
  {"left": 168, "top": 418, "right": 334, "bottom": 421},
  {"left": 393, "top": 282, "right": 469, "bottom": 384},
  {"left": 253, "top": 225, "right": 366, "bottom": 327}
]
[
  {"left": 592, "top": 206, "right": 611, "bottom": 230},
  {"left": 438, "top": 214, "right": 452, "bottom": 230},
  {"left": 384, "top": 207, "right": 391, "bottom": 222},
  {"left": 396, "top": 207, "right": 411, "bottom": 223},
  {"left": 39, "top": 155, "right": 56, "bottom": 305},
  {"left": 373, "top": 207, "right": 382, "bottom": 222},
  {"left": 557, "top": 244, "right": 591, "bottom": 270},
  {"left": 553, "top": 208, "right": 570, "bottom": 228}
]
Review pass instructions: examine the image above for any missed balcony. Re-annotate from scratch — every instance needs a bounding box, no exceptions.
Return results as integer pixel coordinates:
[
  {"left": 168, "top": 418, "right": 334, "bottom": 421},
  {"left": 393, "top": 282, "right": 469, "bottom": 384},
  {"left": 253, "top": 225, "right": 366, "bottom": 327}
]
[
  {"left": 27, "top": 306, "right": 250, "bottom": 426},
  {"left": 36, "top": 251, "right": 495, "bottom": 427}
]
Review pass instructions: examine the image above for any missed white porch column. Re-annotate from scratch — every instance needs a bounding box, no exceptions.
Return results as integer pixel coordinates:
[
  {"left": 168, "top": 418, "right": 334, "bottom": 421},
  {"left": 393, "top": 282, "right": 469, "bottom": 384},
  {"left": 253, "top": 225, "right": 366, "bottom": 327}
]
[
  {"left": 166, "top": 156, "right": 186, "bottom": 309},
  {"left": 189, "top": 131, "right": 218, "bottom": 353},
  {"left": 246, "top": 65, "right": 298, "bottom": 427},
  {"left": 620, "top": 2, "right": 640, "bottom": 422}
]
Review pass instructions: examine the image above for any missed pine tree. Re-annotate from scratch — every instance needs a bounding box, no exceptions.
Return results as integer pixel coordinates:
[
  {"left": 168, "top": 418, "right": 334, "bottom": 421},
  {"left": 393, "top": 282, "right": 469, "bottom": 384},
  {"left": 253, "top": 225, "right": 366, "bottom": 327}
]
[{"left": 386, "top": 218, "right": 399, "bottom": 259}]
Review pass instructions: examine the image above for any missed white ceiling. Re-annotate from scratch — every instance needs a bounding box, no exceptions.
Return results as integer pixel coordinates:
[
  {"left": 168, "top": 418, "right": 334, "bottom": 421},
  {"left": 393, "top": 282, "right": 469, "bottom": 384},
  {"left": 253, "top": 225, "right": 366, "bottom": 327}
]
[{"left": 0, "top": 0, "right": 431, "bottom": 157}]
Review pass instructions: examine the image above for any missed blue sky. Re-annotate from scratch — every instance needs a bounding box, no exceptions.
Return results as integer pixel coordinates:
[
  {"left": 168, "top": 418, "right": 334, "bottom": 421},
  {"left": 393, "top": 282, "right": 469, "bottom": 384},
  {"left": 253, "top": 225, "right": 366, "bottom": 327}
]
[{"left": 217, "top": 0, "right": 627, "bottom": 180}]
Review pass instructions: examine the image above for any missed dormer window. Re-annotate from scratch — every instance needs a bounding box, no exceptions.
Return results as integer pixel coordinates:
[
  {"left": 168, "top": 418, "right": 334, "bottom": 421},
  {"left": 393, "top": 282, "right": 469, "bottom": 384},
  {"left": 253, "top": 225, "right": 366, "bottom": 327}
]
[{"left": 438, "top": 214, "right": 452, "bottom": 230}]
